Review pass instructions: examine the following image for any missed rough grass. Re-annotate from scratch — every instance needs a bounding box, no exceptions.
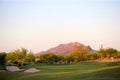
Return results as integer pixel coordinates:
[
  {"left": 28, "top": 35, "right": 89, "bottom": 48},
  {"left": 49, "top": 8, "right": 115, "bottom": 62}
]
[{"left": 0, "top": 62, "right": 120, "bottom": 80}]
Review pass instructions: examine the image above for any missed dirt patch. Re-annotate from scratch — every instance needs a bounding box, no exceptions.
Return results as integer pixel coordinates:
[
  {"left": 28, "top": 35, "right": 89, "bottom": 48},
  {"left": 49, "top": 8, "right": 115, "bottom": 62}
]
[{"left": 97, "top": 58, "right": 120, "bottom": 62}]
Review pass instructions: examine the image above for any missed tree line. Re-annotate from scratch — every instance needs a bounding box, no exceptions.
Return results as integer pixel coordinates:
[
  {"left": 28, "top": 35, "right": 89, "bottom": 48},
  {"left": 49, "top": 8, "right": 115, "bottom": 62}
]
[{"left": 0, "top": 47, "right": 120, "bottom": 66}]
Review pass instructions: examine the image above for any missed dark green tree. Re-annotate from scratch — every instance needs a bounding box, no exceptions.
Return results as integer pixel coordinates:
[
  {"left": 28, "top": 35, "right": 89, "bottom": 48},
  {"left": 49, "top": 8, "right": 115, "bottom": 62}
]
[{"left": 0, "top": 52, "right": 6, "bottom": 65}]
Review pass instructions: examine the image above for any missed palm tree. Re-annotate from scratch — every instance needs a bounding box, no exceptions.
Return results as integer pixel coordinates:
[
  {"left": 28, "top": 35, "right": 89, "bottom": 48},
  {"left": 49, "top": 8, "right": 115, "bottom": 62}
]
[{"left": 18, "top": 48, "right": 27, "bottom": 66}]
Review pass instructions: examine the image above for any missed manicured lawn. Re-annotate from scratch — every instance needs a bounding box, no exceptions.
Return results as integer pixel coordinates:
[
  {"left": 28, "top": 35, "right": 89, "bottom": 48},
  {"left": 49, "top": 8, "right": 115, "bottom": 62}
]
[{"left": 0, "top": 62, "right": 120, "bottom": 80}]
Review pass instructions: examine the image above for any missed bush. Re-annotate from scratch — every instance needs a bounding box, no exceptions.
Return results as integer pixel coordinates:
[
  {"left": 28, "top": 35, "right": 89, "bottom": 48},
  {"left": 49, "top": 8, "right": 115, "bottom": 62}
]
[{"left": 108, "top": 62, "right": 120, "bottom": 66}]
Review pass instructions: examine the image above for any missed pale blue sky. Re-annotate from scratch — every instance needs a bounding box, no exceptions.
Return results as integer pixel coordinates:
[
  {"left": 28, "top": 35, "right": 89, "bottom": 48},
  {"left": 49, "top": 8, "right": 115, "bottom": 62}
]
[{"left": 0, "top": 0, "right": 120, "bottom": 53}]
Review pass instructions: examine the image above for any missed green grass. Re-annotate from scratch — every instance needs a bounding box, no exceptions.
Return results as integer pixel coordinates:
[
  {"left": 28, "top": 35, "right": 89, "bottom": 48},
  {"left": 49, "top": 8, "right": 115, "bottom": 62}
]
[{"left": 0, "top": 62, "right": 120, "bottom": 80}]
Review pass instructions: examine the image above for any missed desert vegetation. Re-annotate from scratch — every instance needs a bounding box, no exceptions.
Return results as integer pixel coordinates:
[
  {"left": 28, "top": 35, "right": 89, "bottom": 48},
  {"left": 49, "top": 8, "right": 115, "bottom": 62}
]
[{"left": 0, "top": 47, "right": 120, "bottom": 67}]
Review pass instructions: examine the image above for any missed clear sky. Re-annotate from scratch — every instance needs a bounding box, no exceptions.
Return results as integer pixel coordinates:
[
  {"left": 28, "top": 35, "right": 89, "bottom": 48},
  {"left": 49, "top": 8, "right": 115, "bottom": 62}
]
[{"left": 0, "top": 0, "right": 120, "bottom": 53}]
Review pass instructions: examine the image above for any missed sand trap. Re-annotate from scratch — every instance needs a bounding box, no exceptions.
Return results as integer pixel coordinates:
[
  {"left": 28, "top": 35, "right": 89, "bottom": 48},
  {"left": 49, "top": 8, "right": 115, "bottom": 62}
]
[
  {"left": 24, "top": 68, "right": 40, "bottom": 73},
  {"left": 6, "top": 66, "right": 20, "bottom": 72}
]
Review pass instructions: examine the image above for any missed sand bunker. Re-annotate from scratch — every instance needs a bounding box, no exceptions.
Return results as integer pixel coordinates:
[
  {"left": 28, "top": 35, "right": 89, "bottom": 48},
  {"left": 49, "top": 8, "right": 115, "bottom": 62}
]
[
  {"left": 6, "top": 66, "right": 20, "bottom": 72},
  {"left": 24, "top": 68, "right": 40, "bottom": 73}
]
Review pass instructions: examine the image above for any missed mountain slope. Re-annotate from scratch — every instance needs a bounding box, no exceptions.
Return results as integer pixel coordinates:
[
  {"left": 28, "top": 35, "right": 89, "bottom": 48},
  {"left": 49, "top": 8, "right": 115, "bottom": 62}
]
[{"left": 39, "top": 42, "right": 95, "bottom": 55}]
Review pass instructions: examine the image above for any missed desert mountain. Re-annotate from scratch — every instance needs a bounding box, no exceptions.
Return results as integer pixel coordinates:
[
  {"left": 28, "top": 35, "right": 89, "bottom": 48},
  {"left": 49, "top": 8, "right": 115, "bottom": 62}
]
[{"left": 39, "top": 42, "right": 95, "bottom": 55}]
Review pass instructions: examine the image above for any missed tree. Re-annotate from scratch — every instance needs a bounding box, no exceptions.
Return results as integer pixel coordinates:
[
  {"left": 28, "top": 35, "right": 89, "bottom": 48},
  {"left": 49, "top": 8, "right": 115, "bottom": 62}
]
[
  {"left": 6, "top": 48, "right": 32, "bottom": 66},
  {"left": 85, "top": 52, "right": 99, "bottom": 60},
  {"left": 16, "top": 48, "right": 28, "bottom": 66},
  {"left": 6, "top": 52, "right": 19, "bottom": 65},
  {"left": 65, "top": 53, "right": 74, "bottom": 64},
  {"left": 36, "top": 53, "right": 65, "bottom": 64},
  {"left": 98, "top": 48, "right": 105, "bottom": 60},
  {"left": 114, "top": 51, "right": 120, "bottom": 58},
  {"left": 0, "top": 52, "right": 6, "bottom": 65},
  {"left": 97, "top": 48, "right": 119, "bottom": 60},
  {"left": 25, "top": 52, "right": 35, "bottom": 63},
  {"left": 104, "top": 48, "right": 118, "bottom": 59},
  {"left": 47, "top": 53, "right": 56, "bottom": 64},
  {"left": 36, "top": 53, "right": 50, "bottom": 63},
  {"left": 56, "top": 54, "right": 64, "bottom": 63}
]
